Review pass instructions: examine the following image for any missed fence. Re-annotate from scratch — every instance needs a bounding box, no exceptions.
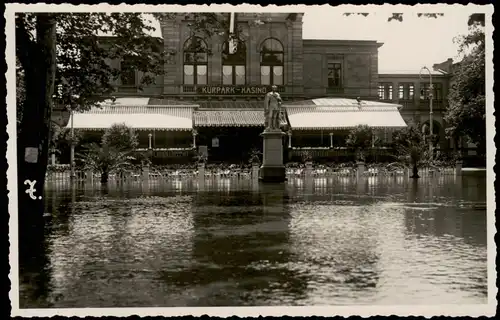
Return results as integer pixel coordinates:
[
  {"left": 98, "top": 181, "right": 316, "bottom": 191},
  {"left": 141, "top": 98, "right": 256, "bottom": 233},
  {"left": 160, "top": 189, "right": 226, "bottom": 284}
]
[{"left": 45, "top": 161, "right": 462, "bottom": 188}]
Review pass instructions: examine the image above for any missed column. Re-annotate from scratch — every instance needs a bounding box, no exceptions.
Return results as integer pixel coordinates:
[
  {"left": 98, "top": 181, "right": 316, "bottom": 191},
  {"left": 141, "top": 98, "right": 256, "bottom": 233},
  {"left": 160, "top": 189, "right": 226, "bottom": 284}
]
[
  {"left": 192, "top": 129, "right": 198, "bottom": 148},
  {"left": 329, "top": 132, "right": 333, "bottom": 148},
  {"left": 288, "top": 131, "right": 292, "bottom": 148}
]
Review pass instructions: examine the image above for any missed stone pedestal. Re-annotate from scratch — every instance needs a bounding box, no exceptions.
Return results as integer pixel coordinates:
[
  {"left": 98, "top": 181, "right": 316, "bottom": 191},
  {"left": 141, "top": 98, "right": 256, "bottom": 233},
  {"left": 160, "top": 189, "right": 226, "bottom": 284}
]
[
  {"left": 305, "top": 161, "right": 313, "bottom": 177},
  {"left": 259, "top": 129, "right": 286, "bottom": 182},
  {"left": 198, "top": 163, "right": 205, "bottom": 178},
  {"left": 356, "top": 162, "right": 365, "bottom": 180},
  {"left": 85, "top": 170, "right": 93, "bottom": 185},
  {"left": 252, "top": 163, "right": 260, "bottom": 178},
  {"left": 455, "top": 160, "right": 463, "bottom": 176},
  {"left": 142, "top": 166, "right": 150, "bottom": 183}
]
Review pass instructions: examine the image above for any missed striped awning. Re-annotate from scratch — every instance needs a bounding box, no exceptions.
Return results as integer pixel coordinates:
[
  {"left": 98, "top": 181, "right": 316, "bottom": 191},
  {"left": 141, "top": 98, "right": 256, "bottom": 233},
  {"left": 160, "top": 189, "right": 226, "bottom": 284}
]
[
  {"left": 67, "top": 105, "right": 195, "bottom": 131},
  {"left": 194, "top": 109, "right": 265, "bottom": 127},
  {"left": 285, "top": 98, "right": 407, "bottom": 130}
]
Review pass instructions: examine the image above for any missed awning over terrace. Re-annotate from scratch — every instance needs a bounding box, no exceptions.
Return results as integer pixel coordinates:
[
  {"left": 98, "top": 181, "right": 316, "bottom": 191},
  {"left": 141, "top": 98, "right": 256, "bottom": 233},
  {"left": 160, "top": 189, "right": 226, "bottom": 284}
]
[
  {"left": 67, "top": 98, "right": 196, "bottom": 131},
  {"left": 285, "top": 98, "right": 407, "bottom": 130},
  {"left": 194, "top": 109, "right": 265, "bottom": 127}
]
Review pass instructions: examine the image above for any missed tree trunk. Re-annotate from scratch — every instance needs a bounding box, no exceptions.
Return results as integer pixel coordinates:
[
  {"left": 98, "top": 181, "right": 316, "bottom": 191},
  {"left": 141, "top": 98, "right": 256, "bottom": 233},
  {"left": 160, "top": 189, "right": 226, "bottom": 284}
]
[
  {"left": 16, "top": 14, "right": 57, "bottom": 262},
  {"left": 410, "top": 162, "right": 420, "bottom": 179},
  {"left": 101, "top": 170, "right": 109, "bottom": 184}
]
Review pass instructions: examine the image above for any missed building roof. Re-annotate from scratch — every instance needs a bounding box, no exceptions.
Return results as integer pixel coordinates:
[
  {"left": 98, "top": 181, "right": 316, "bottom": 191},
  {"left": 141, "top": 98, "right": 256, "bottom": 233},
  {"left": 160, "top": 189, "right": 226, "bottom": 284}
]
[
  {"left": 194, "top": 109, "right": 264, "bottom": 127},
  {"left": 378, "top": 69, "right": 448, "bottom": 76},
  {"left": 194, "top": 109, "right": 289, "bottom": 127},
  {"left": 67, "top": 105, "right": 194, "bottom": 131},
  {"left": 284, "top": 97, "right": 402, "bottom": 110},
  {"left": 284, "top": 97, "right": 406, "bottom": 130}
]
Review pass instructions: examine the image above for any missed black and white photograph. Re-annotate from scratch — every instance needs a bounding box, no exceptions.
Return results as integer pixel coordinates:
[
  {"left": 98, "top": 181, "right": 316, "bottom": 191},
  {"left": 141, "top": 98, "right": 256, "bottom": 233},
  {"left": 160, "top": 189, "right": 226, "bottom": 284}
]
[{"left": 6, "top": 3, "right": 495, "bottom": 317}]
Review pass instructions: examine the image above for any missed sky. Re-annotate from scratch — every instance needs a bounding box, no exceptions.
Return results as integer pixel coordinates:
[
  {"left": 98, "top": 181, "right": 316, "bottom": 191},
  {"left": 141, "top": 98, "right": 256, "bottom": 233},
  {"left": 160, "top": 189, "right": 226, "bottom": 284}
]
[{"left": 300, "top": 6, "right": 475, "bottom": 72}]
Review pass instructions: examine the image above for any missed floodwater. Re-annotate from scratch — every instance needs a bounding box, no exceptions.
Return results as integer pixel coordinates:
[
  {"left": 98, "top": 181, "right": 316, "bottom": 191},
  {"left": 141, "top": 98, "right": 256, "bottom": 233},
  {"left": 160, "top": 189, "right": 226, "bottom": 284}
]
[{"left": 19, "top": 172, "right": 488, "bottom": 308}]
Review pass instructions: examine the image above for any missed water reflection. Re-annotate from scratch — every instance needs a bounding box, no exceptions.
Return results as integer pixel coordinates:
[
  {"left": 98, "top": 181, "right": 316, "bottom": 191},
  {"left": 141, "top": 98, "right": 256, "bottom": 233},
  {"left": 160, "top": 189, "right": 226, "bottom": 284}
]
[{"left": 20, "top": 173, "right": 488, "bottom": 307}]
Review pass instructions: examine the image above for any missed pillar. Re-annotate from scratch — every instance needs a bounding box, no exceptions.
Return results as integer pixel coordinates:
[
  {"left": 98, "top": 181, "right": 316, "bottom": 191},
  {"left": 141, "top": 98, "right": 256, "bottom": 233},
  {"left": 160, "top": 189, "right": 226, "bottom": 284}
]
[
  {"left": 455, "top": 160, "right": 463, "bottom": 176},
  {"left": 192, "top": 129, "right": 198, "bottom": 148},
  {"left": 259, "top": 129, "right": 286, "bottom": 182},
  {"left": 356, "top": 161, "right": 365, "bottom": 180},
  {"left": 142, "top": 165, "right": 150, "bottom": 183},
  {"left": 288, "top": 131, "right": 292, "bottom": 148},
  {"left": 85, "top": 170, "right": 93, "bottom": 185},
  {"left": 329, "top": 132, "right": 333, "bottom": 148}
]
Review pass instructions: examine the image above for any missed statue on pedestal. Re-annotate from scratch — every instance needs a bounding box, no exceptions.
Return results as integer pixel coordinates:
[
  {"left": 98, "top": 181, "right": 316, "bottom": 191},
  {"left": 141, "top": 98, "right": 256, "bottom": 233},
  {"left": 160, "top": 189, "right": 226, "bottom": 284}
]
[{"left": 264, "top": 85, "right": 283, "bottom": 130}]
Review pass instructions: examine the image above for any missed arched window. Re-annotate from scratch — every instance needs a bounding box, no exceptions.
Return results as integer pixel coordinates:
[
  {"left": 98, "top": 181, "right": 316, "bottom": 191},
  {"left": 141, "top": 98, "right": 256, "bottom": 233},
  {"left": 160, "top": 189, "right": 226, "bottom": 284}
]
[
  {"left": 260, "top": 38, "right": 284, "bottom": 86},
  {"left": 222, "top": 39, "right": 246, "bottom": 85},
  {"left": 183, "top": 36, "right": 208, "bottom": 85}
]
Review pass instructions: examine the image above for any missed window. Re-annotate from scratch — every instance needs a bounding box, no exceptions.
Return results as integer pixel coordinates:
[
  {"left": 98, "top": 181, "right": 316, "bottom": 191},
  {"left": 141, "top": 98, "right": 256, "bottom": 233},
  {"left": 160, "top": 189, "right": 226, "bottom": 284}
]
[
  {"left": 378, "top": 83, "right": 393, "bottom": 100},
  {"left": 327, "top": 63, "right": 342, "bottom": 88},
  {"left": 222, "top": 38, "right": 246, "bottom": 85},
  {"left": 260, "top": 38, "right": 284, "bottom": 86},
  {"left": 120, "top": 58, "right": 136, "bottom": 86},
  {"left": 183, "top": 36, "right": 208, "bottom": 85},
  {"left": 420, "top": 83, "right": 443, "bottom": 100},
  {"left": 398, "top": 83, "right": 415, "bottom": 100}
]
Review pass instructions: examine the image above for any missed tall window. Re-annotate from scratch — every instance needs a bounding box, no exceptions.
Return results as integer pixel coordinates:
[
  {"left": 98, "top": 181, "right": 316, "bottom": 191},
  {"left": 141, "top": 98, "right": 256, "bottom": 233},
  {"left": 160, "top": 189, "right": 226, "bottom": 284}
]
[
  {"left": 183, "top": 36, "right": 208, "bottom": 85},
  {"left": 327, "top": 63, "right": 342, "bottom": 88},
  {"left": 222, "top": 39, "right": 246, "bottom": 85},
  {"left": 260, "top": 38, "right": 284, "bottom": 86},
  {"left": 120, "top": 57, "right": 136, "bottom": 86},
  {"left": 378, "top": 83, "right": 393, "bottom": 100},
  {"left": 398, "top": 83, "right": 415, "bottom": 100},
  {"left": 420, "top": 82, "right": 443, "bottom": 100}
]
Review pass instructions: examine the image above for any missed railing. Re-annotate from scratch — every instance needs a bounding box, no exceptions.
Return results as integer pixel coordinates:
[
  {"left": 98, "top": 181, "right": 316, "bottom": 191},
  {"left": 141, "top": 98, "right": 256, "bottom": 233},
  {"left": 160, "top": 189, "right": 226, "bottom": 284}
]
[{"left": 289, "top": 147, "right": 395, "bottom": 162}]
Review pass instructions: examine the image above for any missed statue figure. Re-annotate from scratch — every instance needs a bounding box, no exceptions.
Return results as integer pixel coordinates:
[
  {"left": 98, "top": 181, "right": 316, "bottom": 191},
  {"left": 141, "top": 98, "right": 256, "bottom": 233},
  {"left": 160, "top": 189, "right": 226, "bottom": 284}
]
[{"left": 264, "top": 85, "right": 283, "bottom": 130}]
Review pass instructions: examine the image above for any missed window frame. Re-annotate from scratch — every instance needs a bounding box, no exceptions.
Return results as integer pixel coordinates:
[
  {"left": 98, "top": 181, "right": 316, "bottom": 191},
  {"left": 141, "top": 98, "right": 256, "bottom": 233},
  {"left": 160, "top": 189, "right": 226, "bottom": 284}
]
[
  {"left": 259, "top": 38, "right": 284, "bottom": 86},
  {"left": 378, "top": 83, "right": 393, "bottom": 100},
  {"left": 327, "top": 62, "right": 343, "bottom": 88},
  {"left": 183, "top": 36, "right": 208, "bottom": 85},
  {"left": 420, "top": 82, "right": 443, "bottom": 101},
  {"left": 222, "top": 39, "right": 247, "bottom": 85},
  {"left": 398, "top": 83, "right": 415, "bottom": 100},
  {"left": 120, "top": 57, "right": 137, "bottom": 86}
]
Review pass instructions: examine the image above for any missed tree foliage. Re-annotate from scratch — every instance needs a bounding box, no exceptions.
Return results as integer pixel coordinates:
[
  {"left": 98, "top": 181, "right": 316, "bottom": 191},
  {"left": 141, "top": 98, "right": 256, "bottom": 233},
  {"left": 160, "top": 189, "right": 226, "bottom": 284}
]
[
  {"left": 101, "top": 123, "right": 139, "bottom": 151},
  {"left": 345, "top": 125, "right": 374, "bottom": 161},
  {"left": 445, "top": 14, "right": 486, "bottom": 155},
  {"left": 16, "top": 13, "right": 166, "bottom": 114},
  {"left": 392, "top": 123, "right": 430, "bottom": 177}
]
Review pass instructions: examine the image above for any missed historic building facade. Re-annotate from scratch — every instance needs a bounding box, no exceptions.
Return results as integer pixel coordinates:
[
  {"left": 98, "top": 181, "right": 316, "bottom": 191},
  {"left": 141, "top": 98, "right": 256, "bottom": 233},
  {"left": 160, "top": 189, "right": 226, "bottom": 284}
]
[{"left": 55, "top": 12, "right": 473, "bottom": 164}]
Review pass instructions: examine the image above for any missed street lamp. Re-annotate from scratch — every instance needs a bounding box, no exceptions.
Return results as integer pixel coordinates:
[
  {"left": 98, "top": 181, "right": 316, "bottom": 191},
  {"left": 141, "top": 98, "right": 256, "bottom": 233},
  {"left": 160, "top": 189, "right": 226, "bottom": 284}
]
[{"left": 419, "top": 66, "right": 434, "bottom": 160}]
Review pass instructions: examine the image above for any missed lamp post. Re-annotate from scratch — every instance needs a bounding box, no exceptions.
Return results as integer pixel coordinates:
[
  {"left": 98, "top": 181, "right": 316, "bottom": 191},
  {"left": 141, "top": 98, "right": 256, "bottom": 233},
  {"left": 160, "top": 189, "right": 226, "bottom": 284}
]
[
  {"left": 192, "top": 129, "right": 198, "bottom": 149},
  {"left": 419, "top": 66, "right": 434, "bottom": 160},
  {"left": 148, "top": 133, "right": 153, "bottom": 164}
]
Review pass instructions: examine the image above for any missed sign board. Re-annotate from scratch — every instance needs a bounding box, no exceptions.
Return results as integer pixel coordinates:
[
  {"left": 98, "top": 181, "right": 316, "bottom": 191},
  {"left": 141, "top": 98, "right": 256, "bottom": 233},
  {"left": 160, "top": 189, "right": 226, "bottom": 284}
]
[
  {"left": 212, "top": 137, "right": 220, "bottom": 148},
  {"left": 24, "top": 147, "right": 38, "bottom": 163},
  {"left": 197, "top": 86, "right": 283, "bottom": 95},
  {"left": 198, "top": 145, "right": 208, "bottom": 157}
]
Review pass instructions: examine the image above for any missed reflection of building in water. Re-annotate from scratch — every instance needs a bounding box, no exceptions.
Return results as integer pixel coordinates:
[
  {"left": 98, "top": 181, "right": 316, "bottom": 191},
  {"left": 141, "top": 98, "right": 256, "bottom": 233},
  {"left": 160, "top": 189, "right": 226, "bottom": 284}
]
[
  {"left": 288, "top": 204, "right": 381, "bottom": 302},
  {"left": 186, "top": 184, "right": 308, "bottom": 305},
  {"left": 40, "top": 195, "right": 195, "bottom": 307}
]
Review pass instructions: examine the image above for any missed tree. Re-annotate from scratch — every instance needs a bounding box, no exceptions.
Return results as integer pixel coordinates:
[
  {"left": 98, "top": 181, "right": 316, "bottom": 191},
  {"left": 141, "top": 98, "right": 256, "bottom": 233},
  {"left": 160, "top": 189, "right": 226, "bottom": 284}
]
[
  {"left": 15, "top": 12, "right": 237, "bottom": 255},
  {"left": 444, "top": 14, "right": 486, "bottom": 156},
  {"left": 345, "top": 125, "right": 374, "bottom": 162},
  {"left": 101, "top": 123, "right": 139, "bottom": 151},
  {"left": 392, "top": 122, "right": 429, "bottom": 178},
  {"left": 77, "top": 143, "right": 135, "bottom": 184}
]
